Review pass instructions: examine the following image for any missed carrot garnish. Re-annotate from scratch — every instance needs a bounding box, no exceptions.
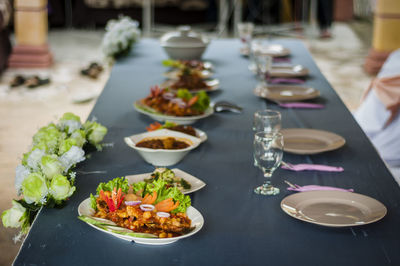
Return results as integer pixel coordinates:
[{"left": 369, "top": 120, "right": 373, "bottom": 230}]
[
  {"left": 146, "top": 122, "right": 162, "bottom": 131},
  {"left": 187, "top": 95, "right": 199, "bottom": 107},
  {"left": 155, "top": 198, "right": 180, "bottom": 212},
  {"left": 142, "top": 191, "right": 157, "bottom": 205}
]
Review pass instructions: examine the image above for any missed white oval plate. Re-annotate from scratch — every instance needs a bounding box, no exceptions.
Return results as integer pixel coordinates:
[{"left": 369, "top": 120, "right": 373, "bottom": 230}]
[
  {"left": 78, "top": 198, "right": 204, "bottom": 245},
  {"left": 281, "top": 190, "right": 387, "bottom": 227},
  {"left": 125, "top": 168, "right": 206, "bottom": 194},
  {"left": 133, "top": 101, "right": 214, "bottom": 125},
  {"left": 280, "top": 128, "right": 346, "bottom": 155},
  {"left": 129, "top": 127, "right": 207, "bottom": 143},
  {"left": 163, "top": 69, "right": 213, "bottom": 80},
  {"left": 160, "top": 78, "right": 220, "bottom": 93}
]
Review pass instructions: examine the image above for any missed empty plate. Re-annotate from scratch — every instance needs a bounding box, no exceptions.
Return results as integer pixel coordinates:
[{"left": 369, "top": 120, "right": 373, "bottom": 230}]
[
  {"left": 241, "top": 44, "right": 290, "bottom": 57},
  {"left": 270, "top": 65, "right": 309, "bottom": 78},
  {"left": 254, "top": 85, "right": 320, "bottom": 102},
  {"left": 281, "top": 190, "right": 387, "bottom": 227},
  {"left": 281, "top": 128, "right": 345, "bottom": 154}
]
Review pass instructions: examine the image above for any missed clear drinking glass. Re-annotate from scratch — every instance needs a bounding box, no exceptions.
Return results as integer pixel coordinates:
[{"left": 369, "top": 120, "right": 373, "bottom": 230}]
[
  {"left": 237, "top": 22, "right": 254, "bottom": 52},
  {"left": 254, "top": 53, "right": 272, "bottom": 89},
  {"left": 248, "top": 39, "right": 260, "bottom": 73},
  {"left": 253, "top": 132, "right": 284, "bottom": 195},
  {"left": 253, "top": 110, "right": 281, "bottom": 133}
]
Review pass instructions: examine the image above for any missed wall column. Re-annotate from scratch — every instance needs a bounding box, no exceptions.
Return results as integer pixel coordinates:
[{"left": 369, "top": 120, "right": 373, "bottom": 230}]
[
  {"left": 365, "top": 0, "right": 400, "bottom": 75},
  {"left": 8, "top": 0, "right": 52, "bottom": 68}
]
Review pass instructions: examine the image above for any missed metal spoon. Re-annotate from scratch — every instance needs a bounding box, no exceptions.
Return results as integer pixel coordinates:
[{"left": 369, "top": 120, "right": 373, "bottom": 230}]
[{"left": 213, "top": 101, "right": 243, "bottom": 113}]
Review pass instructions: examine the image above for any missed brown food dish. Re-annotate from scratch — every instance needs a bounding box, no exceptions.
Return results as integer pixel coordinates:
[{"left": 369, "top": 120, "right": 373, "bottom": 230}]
[
  {"left": 167, "top": 125, "right": 197, "bottom": 137},
  {"left": 136, "top": 137, "right": 190, "bottom": 150},
  {"left": 180, "top": 60, "right": 208, "bottom": 71},
  {"left": 140, "top": 86, "right": 204, "bottom": 116},
  {"left": 94, "top": 194, "right": 192, "bottom": 238},
  {"left": 168, "top": 68, "right": 209, "bottom": 91}
]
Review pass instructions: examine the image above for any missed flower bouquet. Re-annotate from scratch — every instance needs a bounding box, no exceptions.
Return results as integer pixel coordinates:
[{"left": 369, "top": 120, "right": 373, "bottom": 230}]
[
  {"left": 1, "top": 113, "right": 108, "bottom": 241},
  {"left": 101, "top": 15, "right": 141, "bottom": 59}
]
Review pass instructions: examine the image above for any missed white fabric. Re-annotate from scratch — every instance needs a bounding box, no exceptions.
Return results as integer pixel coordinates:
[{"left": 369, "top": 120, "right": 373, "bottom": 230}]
[{"left": 354, "top": 49, "right": 400, "bottom": 185}]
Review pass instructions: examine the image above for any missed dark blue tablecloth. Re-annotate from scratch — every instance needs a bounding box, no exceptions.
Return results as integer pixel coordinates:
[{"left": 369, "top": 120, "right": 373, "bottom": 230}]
[{"left": 14, "top": 39, "right": 400, "bottom": 266}]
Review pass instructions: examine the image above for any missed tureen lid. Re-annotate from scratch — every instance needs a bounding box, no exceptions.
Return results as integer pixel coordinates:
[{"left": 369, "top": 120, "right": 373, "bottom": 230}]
[{"left": 160, "top": 26, "right": 209, "bottom": 48}]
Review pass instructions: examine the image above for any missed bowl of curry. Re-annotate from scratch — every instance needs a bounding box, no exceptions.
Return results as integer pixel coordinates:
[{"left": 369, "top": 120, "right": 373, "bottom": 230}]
[{"left": 124, "top": 129, "right": 201, "bottom": 166}]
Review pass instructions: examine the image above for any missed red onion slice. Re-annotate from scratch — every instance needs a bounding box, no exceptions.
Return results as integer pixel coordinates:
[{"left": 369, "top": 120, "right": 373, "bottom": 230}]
[
  {"left": 125, "top": 200, "right": 141, "bottom": 206},
  {"left": 157, "top": 212, "right": 170, "bottom": 218},
  {"left": 140, "top": 204, "right": 155, "bottom": 212},
  {"left": 162, "top": 92, "right": 175, "bottom": 100}
]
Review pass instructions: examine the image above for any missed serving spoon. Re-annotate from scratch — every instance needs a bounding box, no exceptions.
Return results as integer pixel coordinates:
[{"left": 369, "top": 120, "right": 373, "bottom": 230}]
[{"left": 213, "top": 101, "right": 243, "bottom": 113}]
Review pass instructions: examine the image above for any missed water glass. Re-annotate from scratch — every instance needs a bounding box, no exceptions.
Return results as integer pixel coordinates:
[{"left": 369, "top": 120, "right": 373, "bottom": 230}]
[
  {"left": 254, "top": 53, "right": 272, "bottom": 89},
  {"left": 253, "top": 110, "right": 281, "bottom": 133},
  {"left": 253, "top": 132, "right": 283, "bottom": 195},
  {"left": 237, "top": 22, "right": 254, "bottom": 50}
]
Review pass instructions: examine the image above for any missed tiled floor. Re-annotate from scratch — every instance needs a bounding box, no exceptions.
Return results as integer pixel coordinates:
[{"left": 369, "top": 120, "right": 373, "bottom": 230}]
[{"left": 0, "top": 21, "right": 373, "bottom": 265}]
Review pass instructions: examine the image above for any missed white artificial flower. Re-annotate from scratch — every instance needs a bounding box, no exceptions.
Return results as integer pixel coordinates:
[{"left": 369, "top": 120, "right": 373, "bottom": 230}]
[
  {"left": 15, "top": 164, "right": 31, "bottom": 195},
  {"left": 26, "top": 149, "right": 46, "bottom": 172},
  {"left": 101, "top": 15, "right": 140, "bottom": 58},
  {"left": 59, "top": 120, "right": 81, "bottom": 134},
  {"left": 59, "top": 146, "right": 85, "bottom": 173}
]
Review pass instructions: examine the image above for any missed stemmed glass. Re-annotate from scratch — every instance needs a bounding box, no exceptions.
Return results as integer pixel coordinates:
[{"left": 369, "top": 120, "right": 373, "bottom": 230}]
[
  {"left": 237, "top": 22, "right": 254, "bottom": 53},
  {"left": 252, "top": 110, "right": 281, "bottom": 133},
  {"left": 253, "top": 132, "right": 284, "bottom": 195},
  {"left": 254, "top": 53, "right": 272, "bottom": 90}
]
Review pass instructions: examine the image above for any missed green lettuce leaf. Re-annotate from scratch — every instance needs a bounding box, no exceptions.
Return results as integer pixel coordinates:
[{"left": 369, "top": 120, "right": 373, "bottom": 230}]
[
  {"left": 192, "top": 91, "right": 210, "bottom": 112},
  {"left": 95, "top": 177, "right": 129, "bottom": 195}
]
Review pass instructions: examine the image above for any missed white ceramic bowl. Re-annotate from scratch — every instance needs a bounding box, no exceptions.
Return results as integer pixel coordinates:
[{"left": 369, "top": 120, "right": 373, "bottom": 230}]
[
  {"left": 160, "top": 26, "right": 209, "bottom": 60},
  {"left": 124, "top": 129, "right": 201, "bottom": 166},
  {"left": 162, "top": 46, "right": 207, "bottom": 60}
]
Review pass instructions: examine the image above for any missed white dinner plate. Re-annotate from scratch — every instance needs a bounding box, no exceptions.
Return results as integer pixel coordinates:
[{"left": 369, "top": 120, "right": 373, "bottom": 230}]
[
  {"left": 78, "top": 198, "right": 204, "bottom": 245},
  {"left": 240, "top": 44, "right": 291, "bottom": 57},
  {"left": 281, "top": 128, "right": 346, "bottom": 155},
  {"left": 133, "top": 101, "right": 214, "bottom": 125},
  {"left": 160, "top": 78, "right": 220, "bottom": 93},
  {"left": 125, "top": 168, "right": 206, "bottom": 194},
  {"left": 163, "top": 69, "right": 213, "bottom": 80},
  {"left": 254, "top": 85, "right": 320, "bottom": 102},
  {"left": 281, "top": 190, "right": 387, "bottom": 227}
]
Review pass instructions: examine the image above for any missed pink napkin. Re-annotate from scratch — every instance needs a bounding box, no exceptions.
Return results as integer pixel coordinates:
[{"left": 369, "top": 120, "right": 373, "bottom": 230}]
[
  {"left": 282, "top": 163, "right": 344, "bottom": 172},
  {"left": 287, "top": 184, "right": 354, "bottom": 192},
  {"left": 268, "top": 78, "right": 305, "bottom": 85},
  {"left": 278, "top": 102, "right": 324, "bottom": 109},
  {"left": 273, "top": 57, "right": 291, "bottom": 63}
]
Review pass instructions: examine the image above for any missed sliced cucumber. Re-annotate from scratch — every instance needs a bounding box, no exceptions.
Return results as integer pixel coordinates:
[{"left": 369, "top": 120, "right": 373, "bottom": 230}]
[
  {"left": 97, "top": 224, "right": 158, "bottom": 238},
  {"left": 78, "top": 215, "right": 116, "bottom": 226}
]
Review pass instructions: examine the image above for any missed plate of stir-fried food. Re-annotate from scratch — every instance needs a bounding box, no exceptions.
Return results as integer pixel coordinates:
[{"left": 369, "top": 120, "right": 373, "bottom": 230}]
[
  {"left": 145, "top": 121, "right": 207, "bottom": 142},
  {"left": 134, "top": 86, "right": 213, "bottom": 125},
  {"left": 162, "top": 59, "right": 217, "bottom": 93},
  {"left": 126, "top": 168, "right": 206, "bottom": 194},
  {"left": 162, "top": 59, "right": 213, "bottom": 71},
  {"left": 78, "top": 176, "right": 204, "bottom": 245}
]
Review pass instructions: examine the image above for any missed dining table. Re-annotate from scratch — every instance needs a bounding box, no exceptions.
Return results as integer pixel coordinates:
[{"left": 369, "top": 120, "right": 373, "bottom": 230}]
[{"left": 13, "top": 38, "right": 400, "bottom": 265}]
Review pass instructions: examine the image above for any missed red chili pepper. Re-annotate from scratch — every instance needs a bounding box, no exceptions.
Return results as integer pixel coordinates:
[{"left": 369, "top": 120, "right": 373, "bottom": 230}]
[{"left": 99, "top": 189, "right": 124, "bottom": 213}]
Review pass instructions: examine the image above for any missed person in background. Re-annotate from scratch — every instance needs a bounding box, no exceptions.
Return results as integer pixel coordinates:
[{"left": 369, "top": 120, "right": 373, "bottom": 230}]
[
  {"left": 317, "top": 0, "right": 333, "bottom": 38},
  {"left": 354, "top": 49, "right": 400, "bottom": 185}
]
